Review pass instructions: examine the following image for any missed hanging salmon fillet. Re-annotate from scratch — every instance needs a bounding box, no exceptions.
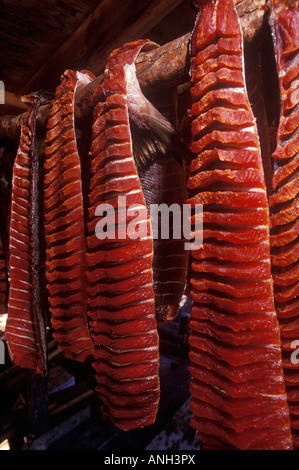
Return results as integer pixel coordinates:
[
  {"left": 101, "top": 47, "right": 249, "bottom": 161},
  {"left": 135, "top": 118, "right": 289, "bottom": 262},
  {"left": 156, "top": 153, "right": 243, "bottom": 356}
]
[
  {"left": 6, "top": 93, "right": 49, "bottom": 375},
  {"left": 268, "top": 0, "right": 299, "bottom": 449},
  {"left": 86, "top": 40, "right": 162, "bottom": 431},
  {"left": 44, "top": 69, "right": 94, "bottom": 362},
  {"left": 187, "top": 0, "right": 293, "bottom": 449}
]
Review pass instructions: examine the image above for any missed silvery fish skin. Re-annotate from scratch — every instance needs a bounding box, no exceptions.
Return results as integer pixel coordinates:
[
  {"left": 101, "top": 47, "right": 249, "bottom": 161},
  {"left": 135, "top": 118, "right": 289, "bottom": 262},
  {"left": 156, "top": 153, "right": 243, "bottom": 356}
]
[{"left": 125, "top": 54, "right": 189, "bottom": 324}]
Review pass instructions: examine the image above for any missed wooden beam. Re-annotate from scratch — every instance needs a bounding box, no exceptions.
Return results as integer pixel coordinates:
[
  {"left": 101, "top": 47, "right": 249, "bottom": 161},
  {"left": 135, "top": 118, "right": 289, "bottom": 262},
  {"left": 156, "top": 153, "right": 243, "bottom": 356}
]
[
  {"left": 3, "top": 92, "right": 28, "bottom": 112},
  {"left": 0, "top": 91, "right": 29, "bottom": 118},
  {"left": 136, "top": 32, "right": 191, "bottom": 88}
]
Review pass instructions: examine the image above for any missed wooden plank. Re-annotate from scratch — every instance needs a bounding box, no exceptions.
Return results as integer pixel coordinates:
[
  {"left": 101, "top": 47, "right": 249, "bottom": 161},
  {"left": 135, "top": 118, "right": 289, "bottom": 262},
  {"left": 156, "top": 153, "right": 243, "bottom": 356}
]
[
  {"left": 145, "top": 397, "right": 200, "bottom": 450},
  {"left": 23, "top": 408, "right": 91, "bottom": 450},
  {"left": 24, "top": 355, "right": 192, "bottom": 450}
]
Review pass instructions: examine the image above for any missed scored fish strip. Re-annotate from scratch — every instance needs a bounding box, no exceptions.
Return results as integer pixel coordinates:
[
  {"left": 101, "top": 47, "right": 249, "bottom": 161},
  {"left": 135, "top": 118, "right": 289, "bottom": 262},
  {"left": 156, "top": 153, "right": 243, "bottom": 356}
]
[
  {"left": 44, "top": 70, "right": 94, "bottom": 362},
  {"left": 86, "top": 40, "right": 160, "bottom": 431},
  {"left": 187, "top": 0, "right": 293, "bottom": 450}
]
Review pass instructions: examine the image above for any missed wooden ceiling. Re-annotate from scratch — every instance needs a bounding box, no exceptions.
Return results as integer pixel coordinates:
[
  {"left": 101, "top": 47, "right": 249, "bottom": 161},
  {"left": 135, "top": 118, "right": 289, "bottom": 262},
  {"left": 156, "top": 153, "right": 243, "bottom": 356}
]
[
  {"left": 0, "top": 0, "right": 197, "bottom": 116},
  {"left": 0, "top": 0, "right": 268, "bottom": 118}
]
